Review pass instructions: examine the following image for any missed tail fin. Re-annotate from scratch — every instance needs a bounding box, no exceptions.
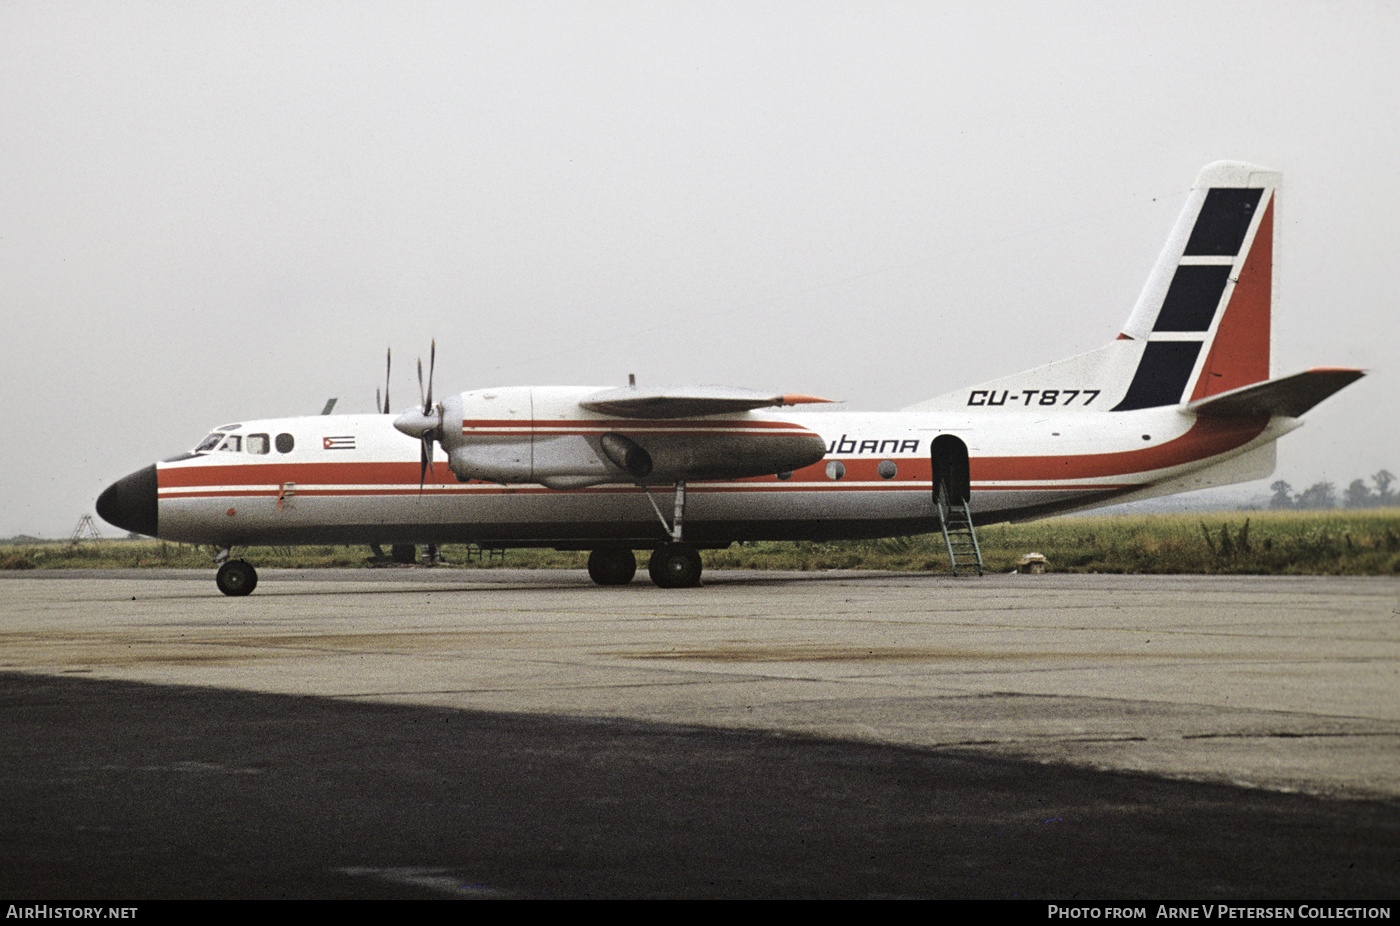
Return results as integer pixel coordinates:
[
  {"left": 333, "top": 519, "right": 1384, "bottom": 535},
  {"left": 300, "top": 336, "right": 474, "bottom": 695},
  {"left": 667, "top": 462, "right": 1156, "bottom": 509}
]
[
  {"left": 905, "top": 161, "right": 1281, "bottom": 413},
  {"left": 1116, "top": 160, "right": 1279, "bottom": 409}
]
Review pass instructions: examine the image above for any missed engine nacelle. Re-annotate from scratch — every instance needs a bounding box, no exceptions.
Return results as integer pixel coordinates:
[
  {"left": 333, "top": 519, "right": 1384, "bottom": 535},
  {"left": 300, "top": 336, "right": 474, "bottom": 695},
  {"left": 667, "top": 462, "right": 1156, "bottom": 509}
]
[
  {"left": 598, "top": 430, "right": 826, "bottom": 483},
  {"left": 441, "top": 389, "right": 534, "bottom": 484}
]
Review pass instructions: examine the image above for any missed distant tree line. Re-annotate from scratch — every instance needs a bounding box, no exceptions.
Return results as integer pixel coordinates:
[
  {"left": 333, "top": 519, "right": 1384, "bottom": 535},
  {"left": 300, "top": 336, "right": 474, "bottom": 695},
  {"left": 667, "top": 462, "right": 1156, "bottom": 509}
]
[{"left": 1270, "top": 470, "right": 1396, "bottom": 510}]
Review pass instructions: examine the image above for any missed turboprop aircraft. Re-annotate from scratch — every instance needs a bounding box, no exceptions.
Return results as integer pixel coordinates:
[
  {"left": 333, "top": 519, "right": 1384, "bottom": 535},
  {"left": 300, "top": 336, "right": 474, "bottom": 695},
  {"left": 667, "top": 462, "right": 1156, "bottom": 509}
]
[{"left": 97, "top": 161, "right": 1364, "bottom": 595}]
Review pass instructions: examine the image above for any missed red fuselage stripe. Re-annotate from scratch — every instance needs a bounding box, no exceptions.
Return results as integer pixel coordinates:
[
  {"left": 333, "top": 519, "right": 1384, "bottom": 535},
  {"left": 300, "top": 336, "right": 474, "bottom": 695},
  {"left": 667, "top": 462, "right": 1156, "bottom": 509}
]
[{"left": 158, "top": 416, "right": 1268, "bottom": 492}]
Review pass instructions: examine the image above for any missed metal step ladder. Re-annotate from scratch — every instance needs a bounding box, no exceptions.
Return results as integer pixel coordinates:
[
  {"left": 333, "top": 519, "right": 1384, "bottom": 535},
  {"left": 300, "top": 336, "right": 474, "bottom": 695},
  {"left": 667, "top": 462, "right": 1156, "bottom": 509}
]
[{"left": 936, "top": 483, "right": 983, "bottom": 576}]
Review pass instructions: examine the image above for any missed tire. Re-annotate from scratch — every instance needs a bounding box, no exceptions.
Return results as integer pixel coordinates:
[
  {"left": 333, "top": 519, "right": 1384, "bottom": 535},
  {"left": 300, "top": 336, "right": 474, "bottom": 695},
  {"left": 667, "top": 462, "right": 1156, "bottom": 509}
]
[
  {"left": 587, "top": 548, "right": 637, "bottom": 586},
  {"left": 216, "top": 559, "right": 258, "bottom": 597},
  {"left": 390, "top": 544, "right": 417, "bottom": 564},
  {"left": 647, "top": 544, "right": 702, "bottom": 588}
]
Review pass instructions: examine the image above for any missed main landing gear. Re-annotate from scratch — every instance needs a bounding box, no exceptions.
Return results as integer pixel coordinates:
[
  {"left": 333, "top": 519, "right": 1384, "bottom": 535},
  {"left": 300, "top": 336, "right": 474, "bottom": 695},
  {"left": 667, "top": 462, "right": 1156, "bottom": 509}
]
[
  {"left": 215, "top": 558, "right": 258, "bottom": 596},
  {"left": 584, "top": 544, "right": 703, "bottom": 588},
  {"left": 587, "top": 547, "right": 637, "bottom": 585},
  {"left": 585, "top": 479, "right": 705, "bottom": 589},
  {"left": 647, "top": 544, "right": 702, "bottom": 588}
]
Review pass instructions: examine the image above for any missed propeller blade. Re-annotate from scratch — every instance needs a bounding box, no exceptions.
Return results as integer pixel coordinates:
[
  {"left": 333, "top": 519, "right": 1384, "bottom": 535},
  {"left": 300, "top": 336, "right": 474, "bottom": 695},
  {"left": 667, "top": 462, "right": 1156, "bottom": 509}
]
[
  {"left": 418, "top": 429, "right": 436, "bottom": 494},
  {"left": 418, "top": 440, "right": 428, "bottom": 494},
  {"left": 417, "top": 357, "right": 425, "bottom": 411},
  {"left": 383, "top": 347, "right": 392, "bottom": 414},
  {"left": 425, "top": 339, "right": 436, "bottom": 414}
]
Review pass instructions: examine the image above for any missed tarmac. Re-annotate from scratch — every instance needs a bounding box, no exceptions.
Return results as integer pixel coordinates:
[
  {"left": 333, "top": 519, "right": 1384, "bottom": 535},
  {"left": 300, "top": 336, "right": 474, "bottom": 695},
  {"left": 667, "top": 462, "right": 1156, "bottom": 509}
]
[{"left": 1, "top": 568, "right": 1398, "bottom": 898}]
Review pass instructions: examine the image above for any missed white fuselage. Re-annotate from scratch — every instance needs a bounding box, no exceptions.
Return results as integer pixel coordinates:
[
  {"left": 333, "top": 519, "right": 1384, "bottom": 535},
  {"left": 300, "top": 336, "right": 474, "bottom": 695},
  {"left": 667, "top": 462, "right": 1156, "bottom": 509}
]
[{"left": 149, "top": 390, "right": 1288, "bottom": 549}]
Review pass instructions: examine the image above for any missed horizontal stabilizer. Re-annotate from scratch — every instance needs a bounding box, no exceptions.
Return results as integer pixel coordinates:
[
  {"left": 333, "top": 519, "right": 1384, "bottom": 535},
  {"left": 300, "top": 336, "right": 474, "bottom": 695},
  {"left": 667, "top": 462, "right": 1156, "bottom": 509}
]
[
  {"left": 580, "top": 385, "right": 834, "bottom": 419},
  {"left": 1185, "top": 367, "right": 1364, "bottom": 418}
]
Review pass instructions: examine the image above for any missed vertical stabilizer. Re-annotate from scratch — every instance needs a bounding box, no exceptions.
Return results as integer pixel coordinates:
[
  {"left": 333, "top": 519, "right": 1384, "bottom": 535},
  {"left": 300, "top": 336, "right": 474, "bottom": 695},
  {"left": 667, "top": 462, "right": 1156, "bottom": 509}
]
[
  {"left": 905, "top": 161, "right": 1281, "bottom": 413},
  {"left": 1115, "top": 161, "right": 1279, "bottom": 410}
]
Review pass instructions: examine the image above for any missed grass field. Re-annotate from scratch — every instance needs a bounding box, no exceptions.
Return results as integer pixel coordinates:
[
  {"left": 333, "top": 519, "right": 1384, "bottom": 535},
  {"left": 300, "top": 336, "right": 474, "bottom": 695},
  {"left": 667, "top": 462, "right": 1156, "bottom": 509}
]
[{"left": 5, "top": 509, "right": 1399, "bottom": 576}]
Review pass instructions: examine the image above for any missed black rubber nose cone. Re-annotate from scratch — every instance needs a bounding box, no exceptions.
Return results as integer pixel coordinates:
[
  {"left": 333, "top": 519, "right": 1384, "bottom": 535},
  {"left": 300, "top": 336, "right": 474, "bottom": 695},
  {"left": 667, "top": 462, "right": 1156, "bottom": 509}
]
[{"left": 96, "top": 465, "right": 158, "bottom": 537}]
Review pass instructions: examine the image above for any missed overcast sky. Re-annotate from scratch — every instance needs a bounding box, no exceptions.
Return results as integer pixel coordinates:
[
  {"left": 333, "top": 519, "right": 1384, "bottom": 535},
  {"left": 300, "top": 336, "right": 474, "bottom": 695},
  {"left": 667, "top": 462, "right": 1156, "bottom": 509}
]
[{"left": 3, "top": 1, "right": 1396, "bottom": 538}]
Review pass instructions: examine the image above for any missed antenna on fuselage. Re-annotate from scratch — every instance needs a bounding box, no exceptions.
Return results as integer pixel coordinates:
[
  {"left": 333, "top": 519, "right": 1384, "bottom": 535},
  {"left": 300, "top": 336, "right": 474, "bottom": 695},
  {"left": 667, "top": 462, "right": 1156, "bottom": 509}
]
[{"left": 320, "top": 398, "right": 338, "bottom": 415}]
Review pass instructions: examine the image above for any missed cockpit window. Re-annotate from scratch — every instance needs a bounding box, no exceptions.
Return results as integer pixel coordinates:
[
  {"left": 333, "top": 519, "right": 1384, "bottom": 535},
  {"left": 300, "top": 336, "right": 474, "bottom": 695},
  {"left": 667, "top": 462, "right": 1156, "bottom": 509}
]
[
  {"left": 246, "top": 433, "right": 270, "bottom": 455},
  {"left": 195, "top": 433, "right": 224, "bottom": 453},
  {"left": 218, "top": 436, "right": 242, "bottom": 453}
]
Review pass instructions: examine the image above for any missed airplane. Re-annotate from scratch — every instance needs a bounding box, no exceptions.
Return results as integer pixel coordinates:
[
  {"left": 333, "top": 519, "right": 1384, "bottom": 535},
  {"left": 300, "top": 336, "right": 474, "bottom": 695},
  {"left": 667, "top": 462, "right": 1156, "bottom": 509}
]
[{"left": 96, "top": 161, "right": 1364, "bottom": 595}]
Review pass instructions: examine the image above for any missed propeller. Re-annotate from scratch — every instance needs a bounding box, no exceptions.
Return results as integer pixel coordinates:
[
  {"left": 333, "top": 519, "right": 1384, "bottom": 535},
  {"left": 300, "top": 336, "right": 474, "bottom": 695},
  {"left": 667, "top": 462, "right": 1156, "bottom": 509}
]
[
  {"left": 414, "top": 340, "right": 441, "bottom": 492},
  {"left": 391, "top": 341, "right": 447, "bottom": 493}
]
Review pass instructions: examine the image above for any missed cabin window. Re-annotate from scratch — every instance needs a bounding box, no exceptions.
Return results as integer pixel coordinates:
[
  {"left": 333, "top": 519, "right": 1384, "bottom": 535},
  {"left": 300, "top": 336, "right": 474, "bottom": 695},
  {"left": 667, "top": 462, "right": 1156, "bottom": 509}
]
[
  {"left": 275, "top": 433, "right": 295, "bottom": 454},
  {"left": 878, "top": 460, "right": 897, "bottom": 479},
  {"left": 246, "top": 434, "right": 270, "bottom": 455},
  {"left": 825, "top": 460, "right": 846, "bottom": 480},
  {"left": 218, "top": 435, "right": 242, "bottom": 453}
]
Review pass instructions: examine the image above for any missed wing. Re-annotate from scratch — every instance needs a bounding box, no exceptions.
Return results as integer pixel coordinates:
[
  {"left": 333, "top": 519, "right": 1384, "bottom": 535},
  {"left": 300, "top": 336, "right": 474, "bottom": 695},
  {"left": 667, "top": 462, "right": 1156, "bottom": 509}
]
[
  {"left": 579, "top": 385, "right": 834, "bottom": 419},
  {"left": 573, "top": 386, "right": 834, "bottom": 487}
]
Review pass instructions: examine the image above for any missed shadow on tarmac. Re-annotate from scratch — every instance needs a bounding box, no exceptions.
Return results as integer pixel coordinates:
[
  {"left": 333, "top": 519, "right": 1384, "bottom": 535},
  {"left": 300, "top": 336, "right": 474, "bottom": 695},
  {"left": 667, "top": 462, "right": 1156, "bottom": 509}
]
[{"left": 2, "top": 671, "right": 1396, "bottom": 899}]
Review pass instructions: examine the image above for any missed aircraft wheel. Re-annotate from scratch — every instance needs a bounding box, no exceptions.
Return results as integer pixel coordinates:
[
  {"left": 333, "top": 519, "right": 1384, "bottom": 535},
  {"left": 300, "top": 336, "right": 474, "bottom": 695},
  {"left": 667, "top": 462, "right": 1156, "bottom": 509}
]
[
  {"left": 648, "top": 544, "right": 702, "bottom": 589},
  {"left": 216, "top": 559, "right": 258, "bottom": 597},
  {"left": 390, "top": 544, "right": 417, "bottom": 564},
  {"left": 587, "top": 548, "right": 637, "bottom": 586}
]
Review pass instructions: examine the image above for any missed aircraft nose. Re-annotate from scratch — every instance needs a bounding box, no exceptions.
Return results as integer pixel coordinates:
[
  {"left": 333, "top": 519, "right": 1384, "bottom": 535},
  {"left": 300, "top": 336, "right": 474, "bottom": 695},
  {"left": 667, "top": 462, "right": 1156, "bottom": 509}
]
[{"left": 96, "top": 465, "right": 158, "bottom": 537}]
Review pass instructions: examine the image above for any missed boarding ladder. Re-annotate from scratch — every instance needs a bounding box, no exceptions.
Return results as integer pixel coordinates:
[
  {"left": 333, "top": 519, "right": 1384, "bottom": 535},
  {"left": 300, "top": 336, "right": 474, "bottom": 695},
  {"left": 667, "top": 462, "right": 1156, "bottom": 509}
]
[{"left": 936, "top": 483, "right": 983, "bottom": 576}]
